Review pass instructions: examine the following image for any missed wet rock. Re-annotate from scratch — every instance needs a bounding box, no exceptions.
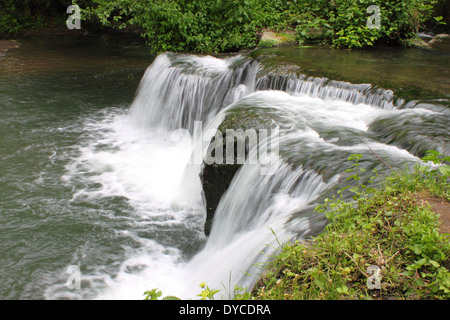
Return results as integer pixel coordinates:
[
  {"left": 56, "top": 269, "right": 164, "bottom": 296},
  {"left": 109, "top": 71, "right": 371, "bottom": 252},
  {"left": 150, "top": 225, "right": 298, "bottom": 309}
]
[
  {"left": 417, "top": 32, "right": 435, "bottom": 40},
  {"left": 201, "top": 161, "right": 241, "bottom": 236},
  {"left": 435, "top": 33, "right": 450, "bottom": 40},
  {"left": 200, "top": 106, "right": 278, "bottom": 236},
  {"left": 429, "top": 33, "right": 450, "bottom": 52},
  {"left": 429, "top": 33, "right": 450, "bottom": 44}
]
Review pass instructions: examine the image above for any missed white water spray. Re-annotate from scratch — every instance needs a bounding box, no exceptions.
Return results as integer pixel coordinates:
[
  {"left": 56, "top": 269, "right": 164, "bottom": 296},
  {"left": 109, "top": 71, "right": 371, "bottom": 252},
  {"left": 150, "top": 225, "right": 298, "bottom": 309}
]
[{"left": 56, "top": 52, "right": 433, "bottom": 300}]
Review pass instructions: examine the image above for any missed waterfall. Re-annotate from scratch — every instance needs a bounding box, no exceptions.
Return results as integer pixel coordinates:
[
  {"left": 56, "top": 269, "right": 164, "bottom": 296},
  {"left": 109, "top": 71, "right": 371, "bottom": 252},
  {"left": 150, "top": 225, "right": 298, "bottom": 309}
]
[
  {"left": 178, "top": 163, "right": 338, "bottom": 297},
  {"left": 90, "top": 52, "right": 447, "bottom": 299},
  {"left": 128, "top": 53, "right": 258, "bottom": 132},
  {"left": 256, "top": 73, "right": 399, "bottom": 110}
]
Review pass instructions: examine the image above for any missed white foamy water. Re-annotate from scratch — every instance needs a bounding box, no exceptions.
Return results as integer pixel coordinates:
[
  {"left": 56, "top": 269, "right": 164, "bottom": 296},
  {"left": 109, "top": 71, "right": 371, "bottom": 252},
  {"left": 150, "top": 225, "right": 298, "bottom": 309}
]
[{"left": 48, "top": 53, "right": 434, "bottom": 300}]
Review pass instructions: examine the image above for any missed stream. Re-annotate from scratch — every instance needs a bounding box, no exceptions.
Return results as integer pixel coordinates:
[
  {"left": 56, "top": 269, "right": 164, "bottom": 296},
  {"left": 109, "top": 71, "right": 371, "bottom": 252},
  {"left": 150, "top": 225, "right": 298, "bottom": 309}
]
[{"left": 0, "top": 34, "right": 448, "bottom": 299}]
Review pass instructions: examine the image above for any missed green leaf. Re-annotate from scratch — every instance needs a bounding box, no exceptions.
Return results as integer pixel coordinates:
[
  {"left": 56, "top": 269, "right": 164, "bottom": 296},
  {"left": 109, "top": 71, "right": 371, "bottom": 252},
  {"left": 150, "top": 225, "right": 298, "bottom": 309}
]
[
  {"left": 337, "top": 285, "right": 349, "bottom": 294},
  {"left": 429, "top": 260, "right": 440, "bottom": 268},
  {"left": 314, "top": 278, "right": 325, "bottom": 289},
  {"left": 144, "top": 288, "right": 163, "bottom": 300},
  {"left": 438, "top": 165, "right": 450, "bottom": 177},
  {"left": 416, "top": 258, "right": 427, "bottom": 266}
]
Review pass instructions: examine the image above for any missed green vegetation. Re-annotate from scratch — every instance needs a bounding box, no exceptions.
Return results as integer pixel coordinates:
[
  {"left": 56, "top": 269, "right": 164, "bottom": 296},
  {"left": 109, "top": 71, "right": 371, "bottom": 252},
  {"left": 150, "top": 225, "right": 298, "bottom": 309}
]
[
  {"left": 1, "top": 1, "right": 446, "bottom": 52},
  {"left": 145, "top": 150, "right": 449, "bottom": 300},
  {"left": 144, "top": 282, "right": 220, "bottom": 301},
  {"left": 249, "top": 150, "right": 449, "bottom": 300},
  {"left": 144, "top": 288, "right": 181, "bottom": 300},
  {"left": 258, "top": 39, "right": 280, "bottom": 49},
  {"left": 82, "top": 0, "right": 446, "bottom": 53},
  {"left": 82, "top": 0, "right": 260, "bottom": 53},
  {"left": 0, "top": 0, "right": 73, "bottom": 36},
  {"left": 292, "top": 0, "right": 446, "bottom": 48},
  {"left": 3, "top": 0, "right": 445, "bottom": 52}
]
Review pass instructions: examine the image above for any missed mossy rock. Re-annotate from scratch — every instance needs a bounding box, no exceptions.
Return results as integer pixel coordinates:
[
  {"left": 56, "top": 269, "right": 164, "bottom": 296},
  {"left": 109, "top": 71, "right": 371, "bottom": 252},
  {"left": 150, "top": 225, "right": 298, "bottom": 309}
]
[
  {"left": 200, "top": 105, "right": 280, "bottom": 236},
  {"left": 258, "top": 30, "right": 297, "bottom": 48}
]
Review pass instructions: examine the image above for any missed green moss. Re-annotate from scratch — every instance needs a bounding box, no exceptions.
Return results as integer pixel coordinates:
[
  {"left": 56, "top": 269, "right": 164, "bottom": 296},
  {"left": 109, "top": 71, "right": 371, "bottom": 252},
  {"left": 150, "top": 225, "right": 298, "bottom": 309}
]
[{"left": 258, "top": 39, "right": 279, "bottom": 48}]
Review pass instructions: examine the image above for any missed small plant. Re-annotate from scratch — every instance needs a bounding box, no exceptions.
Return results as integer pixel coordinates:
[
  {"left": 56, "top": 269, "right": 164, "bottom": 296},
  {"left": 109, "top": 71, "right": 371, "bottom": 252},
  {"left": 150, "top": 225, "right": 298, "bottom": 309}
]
[
  {"left": 143, "top": 282, "right": 221, "bottom": 301},
  {"left": 143, "top": 288, "right": 180, "bottom": 300},
  {"left": 421, "top": 150, "right": 450, "bottom": 176},
  {"left": 415, "top": 150, "right": 450, "bottom": 197},
  {"left": 231, "top": 285, "right": 253, "bottom": 300},
  {"left": 197, "top": 282, "right": 221, "bottom": 300}
]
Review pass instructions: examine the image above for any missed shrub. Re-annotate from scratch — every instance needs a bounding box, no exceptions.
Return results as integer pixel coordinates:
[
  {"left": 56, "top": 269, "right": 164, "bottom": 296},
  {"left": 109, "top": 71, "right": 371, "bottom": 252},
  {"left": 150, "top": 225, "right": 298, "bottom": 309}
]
[{"left": 83, "top": 0, "right": 261, "bottom": 53}]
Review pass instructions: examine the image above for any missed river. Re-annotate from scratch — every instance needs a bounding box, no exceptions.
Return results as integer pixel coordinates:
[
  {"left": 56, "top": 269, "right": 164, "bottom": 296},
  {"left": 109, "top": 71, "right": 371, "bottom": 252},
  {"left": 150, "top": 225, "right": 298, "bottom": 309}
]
[{"left": 0, "top": 34, "right": 448, "bottom": 299}]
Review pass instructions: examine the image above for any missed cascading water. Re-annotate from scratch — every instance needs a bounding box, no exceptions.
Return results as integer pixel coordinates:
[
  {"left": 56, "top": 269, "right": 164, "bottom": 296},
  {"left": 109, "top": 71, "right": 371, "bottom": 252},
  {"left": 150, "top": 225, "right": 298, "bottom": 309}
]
[
  {"left": 55, "top": 51, "right": 448, "bottom": 300},
  {"left": 128, "top": 53, "right": 258, "bottom": 132},
  {"left": 256, "top": 72, "right": 399, "bottom": 110}
]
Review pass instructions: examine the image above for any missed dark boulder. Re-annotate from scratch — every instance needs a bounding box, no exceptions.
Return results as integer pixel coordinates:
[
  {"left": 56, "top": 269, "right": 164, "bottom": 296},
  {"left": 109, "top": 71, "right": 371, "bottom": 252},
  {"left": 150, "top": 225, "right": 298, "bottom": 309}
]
[{"left": 200, "top": 103, "right": 278, "bottom": 236}]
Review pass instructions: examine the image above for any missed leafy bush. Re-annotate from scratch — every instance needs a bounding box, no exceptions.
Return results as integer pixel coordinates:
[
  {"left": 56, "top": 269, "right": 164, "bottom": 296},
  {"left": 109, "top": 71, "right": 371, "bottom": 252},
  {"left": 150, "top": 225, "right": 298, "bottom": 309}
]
[
  {"left": 291, "top": 0, "right": 444, "bottom": 48},
  {"left": 1, "top": 0, "right": 444, "bottom": 50},
  {"left": 82, "top": 0, "right": 443, "bottom": 53},
  {"left": 83, "top": 0, "right": 262, "bottom": 53},
  {"left": 0, "top": 0, "right": 74, "bottom": 37}
]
